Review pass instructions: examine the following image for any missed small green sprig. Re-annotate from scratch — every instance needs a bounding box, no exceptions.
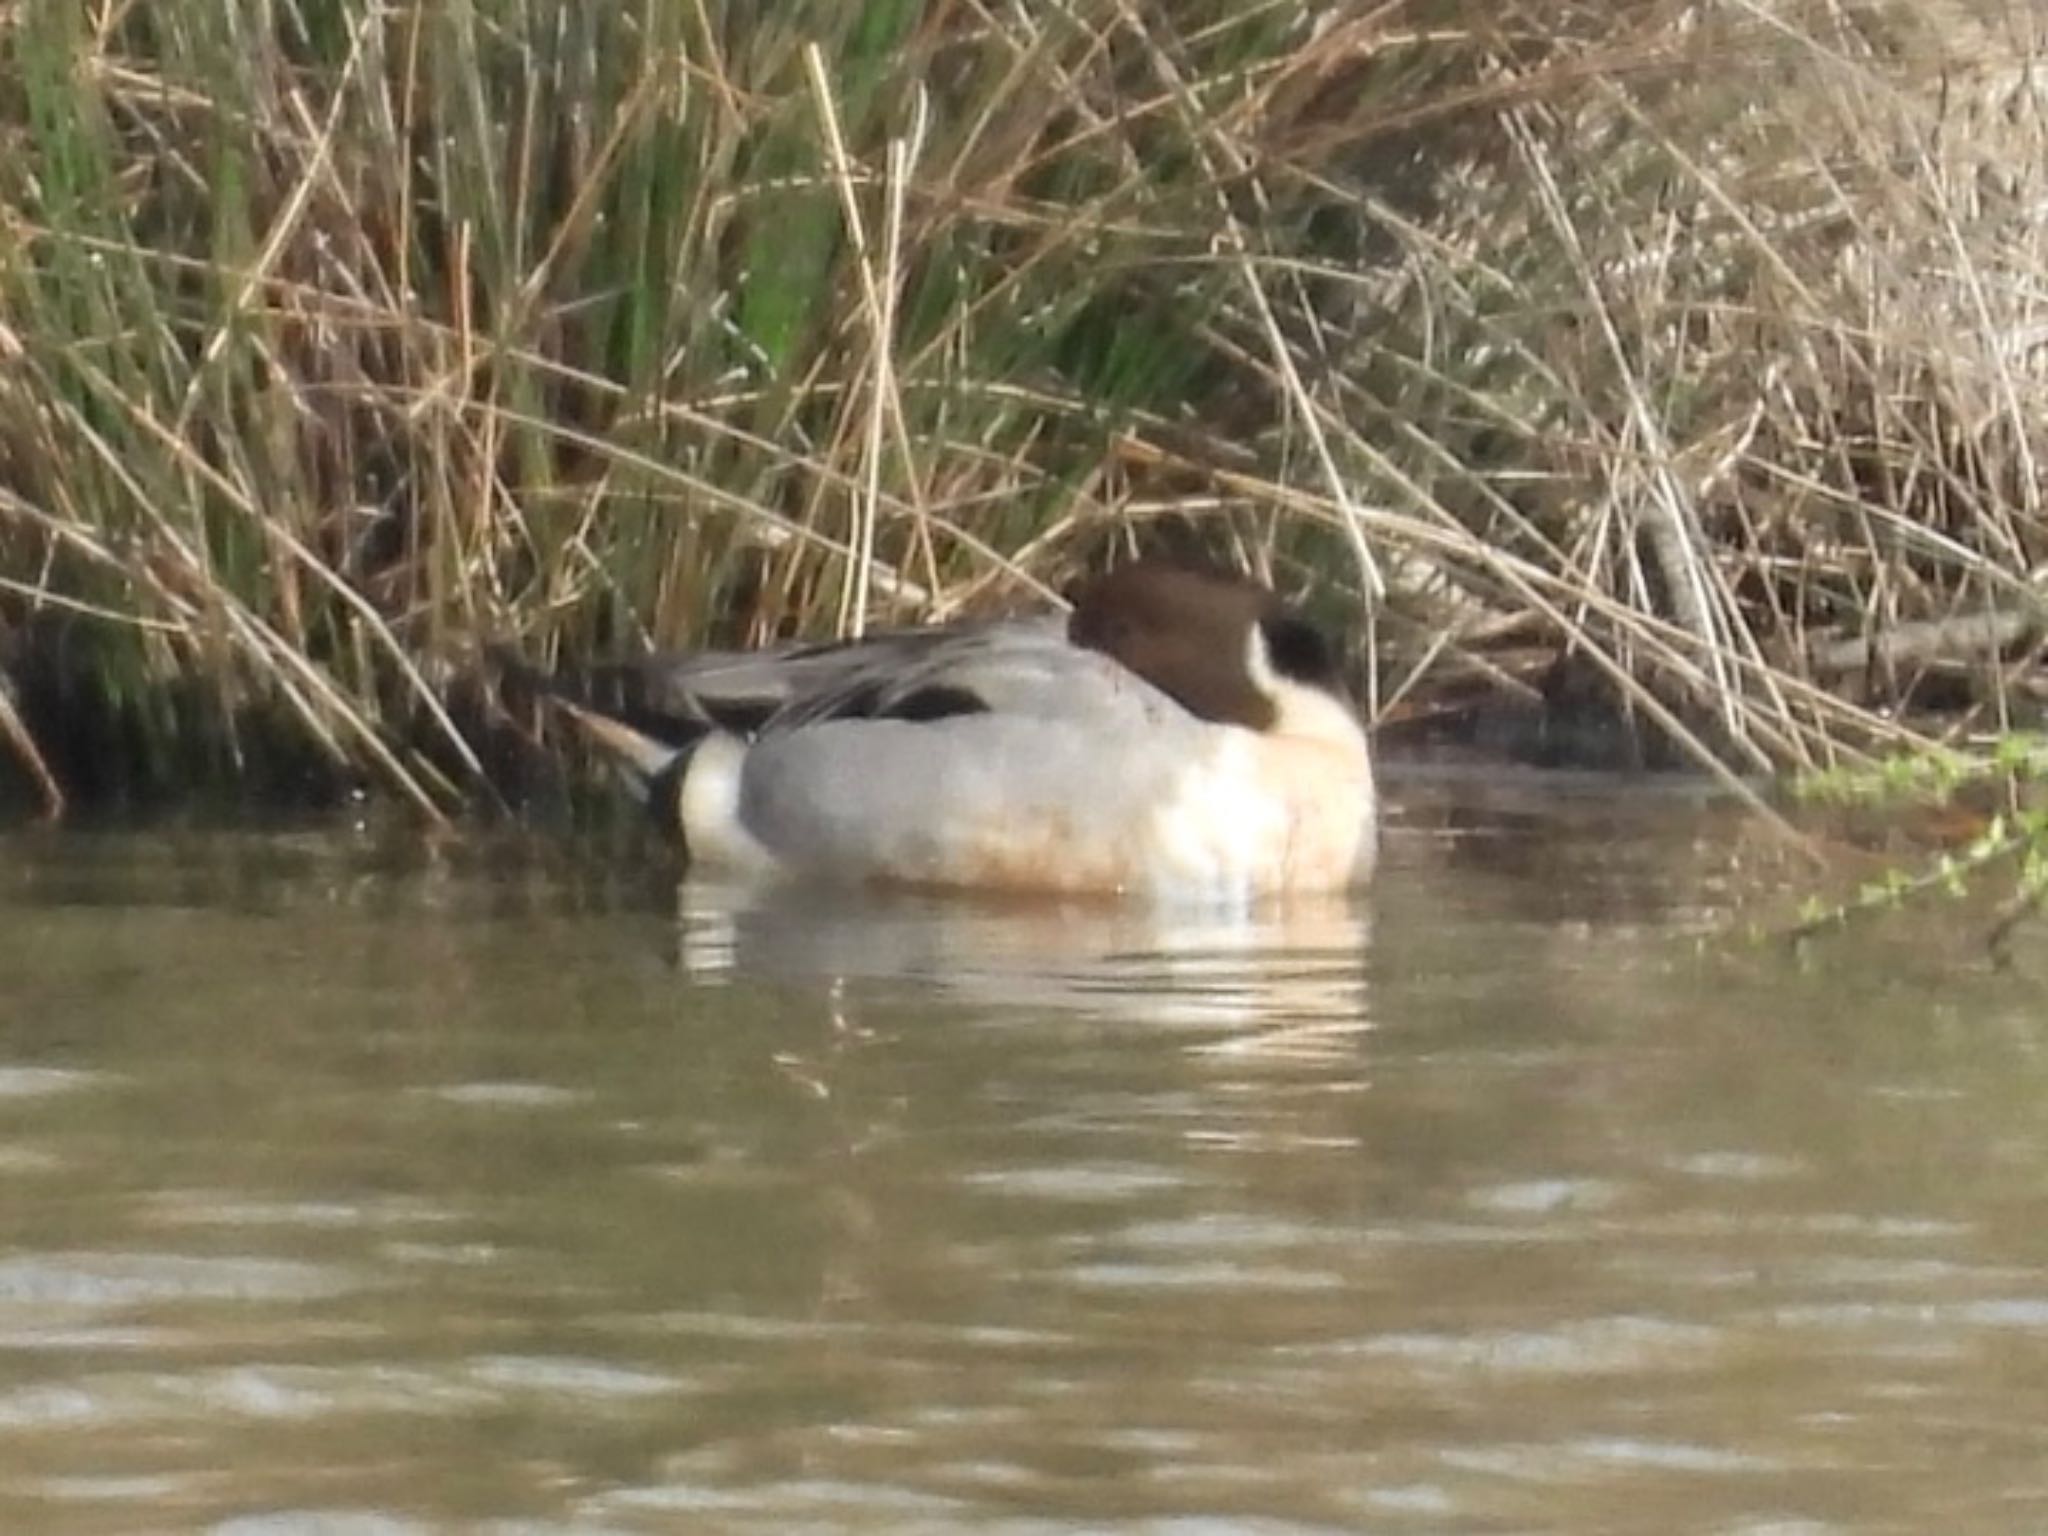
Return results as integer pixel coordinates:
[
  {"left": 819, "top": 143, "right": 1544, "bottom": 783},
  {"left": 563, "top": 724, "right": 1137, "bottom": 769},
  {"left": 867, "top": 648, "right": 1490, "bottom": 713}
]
[{"left": 1782, "top": 740, "right": 2048, "bottom": 959}]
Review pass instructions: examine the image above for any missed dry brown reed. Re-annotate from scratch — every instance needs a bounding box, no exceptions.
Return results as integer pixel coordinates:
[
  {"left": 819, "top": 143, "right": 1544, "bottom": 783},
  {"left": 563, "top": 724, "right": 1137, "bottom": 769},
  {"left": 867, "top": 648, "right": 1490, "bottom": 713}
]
[{"left": 0, "top": 0, "right": 2042, "bottom": 812}]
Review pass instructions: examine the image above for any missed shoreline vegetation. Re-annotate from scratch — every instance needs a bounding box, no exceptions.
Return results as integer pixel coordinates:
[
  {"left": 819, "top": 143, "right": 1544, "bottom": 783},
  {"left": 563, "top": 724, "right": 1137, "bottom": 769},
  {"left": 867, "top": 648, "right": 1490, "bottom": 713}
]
[{"left": 3, "top": 1, "right": 2045, "bottom": 901}]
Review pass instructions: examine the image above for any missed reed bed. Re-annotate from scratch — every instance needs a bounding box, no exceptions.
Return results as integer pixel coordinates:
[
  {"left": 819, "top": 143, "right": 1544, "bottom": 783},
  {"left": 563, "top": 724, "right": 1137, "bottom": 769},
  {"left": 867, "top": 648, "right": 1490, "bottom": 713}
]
[{"left": 1, "top": 0, "right": 2043, "bottom": 815}]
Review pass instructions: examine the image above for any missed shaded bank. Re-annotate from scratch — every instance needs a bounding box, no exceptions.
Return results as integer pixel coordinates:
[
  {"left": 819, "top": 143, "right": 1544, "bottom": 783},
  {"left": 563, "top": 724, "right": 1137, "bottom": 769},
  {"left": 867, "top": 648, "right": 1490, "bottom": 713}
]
[{"left": 1, "top": 0, "right": 2044, "bottom": 816}]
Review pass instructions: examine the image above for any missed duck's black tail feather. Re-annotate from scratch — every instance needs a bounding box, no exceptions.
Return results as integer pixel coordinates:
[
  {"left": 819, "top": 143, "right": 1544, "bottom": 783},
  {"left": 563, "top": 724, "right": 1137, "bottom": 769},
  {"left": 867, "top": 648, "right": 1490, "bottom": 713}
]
[
  {"left": 487, "top": 646, "right": 708, "bottom": 819},
  {"left": 489, "top": 647, "right": 727, "bottom": 743}
]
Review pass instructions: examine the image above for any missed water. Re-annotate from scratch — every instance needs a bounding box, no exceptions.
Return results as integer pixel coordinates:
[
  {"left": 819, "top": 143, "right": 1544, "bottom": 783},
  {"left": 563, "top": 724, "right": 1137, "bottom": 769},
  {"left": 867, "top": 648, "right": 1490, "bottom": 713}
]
[{"left": 2, "top": 777, "right": 2047, "bottom": 1532}]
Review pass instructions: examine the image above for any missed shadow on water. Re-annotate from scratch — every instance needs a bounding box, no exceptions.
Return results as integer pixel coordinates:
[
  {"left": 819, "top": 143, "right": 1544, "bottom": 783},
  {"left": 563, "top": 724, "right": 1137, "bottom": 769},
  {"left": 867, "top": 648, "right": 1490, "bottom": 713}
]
[{"left": 1, "top": 773, "right": 2046, "bottom": 1532}]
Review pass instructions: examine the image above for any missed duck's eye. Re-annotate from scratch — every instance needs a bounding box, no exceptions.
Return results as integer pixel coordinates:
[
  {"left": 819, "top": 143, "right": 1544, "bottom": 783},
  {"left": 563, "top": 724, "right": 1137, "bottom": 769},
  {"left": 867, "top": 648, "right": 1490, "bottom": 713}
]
[{"left": 1260, "top": 615, "right": 1336, "bottom": 685}]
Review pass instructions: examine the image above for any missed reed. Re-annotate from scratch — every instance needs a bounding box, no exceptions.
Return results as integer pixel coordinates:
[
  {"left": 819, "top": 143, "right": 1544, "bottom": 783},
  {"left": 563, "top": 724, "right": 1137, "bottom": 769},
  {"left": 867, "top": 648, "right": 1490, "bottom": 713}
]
[{"left": 0, "top": 0, "right": 2042, "bottom": 814}]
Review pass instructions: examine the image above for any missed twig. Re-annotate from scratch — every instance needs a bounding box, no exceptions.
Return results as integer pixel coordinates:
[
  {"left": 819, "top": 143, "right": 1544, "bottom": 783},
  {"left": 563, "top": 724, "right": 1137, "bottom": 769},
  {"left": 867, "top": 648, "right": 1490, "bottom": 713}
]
[{"left": 0, "top": 675, "right": 64, "bottom": 820}]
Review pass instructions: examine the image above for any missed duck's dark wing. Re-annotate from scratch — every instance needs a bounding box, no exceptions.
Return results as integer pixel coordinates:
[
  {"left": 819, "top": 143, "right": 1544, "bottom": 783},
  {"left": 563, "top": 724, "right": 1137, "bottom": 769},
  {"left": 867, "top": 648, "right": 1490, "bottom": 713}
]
[
  {"left": 760, "top": 619, "right": 1076, "bottom": 731},
  {"left": 526, "top": 618, "right": 1064, "bottom": 746}
]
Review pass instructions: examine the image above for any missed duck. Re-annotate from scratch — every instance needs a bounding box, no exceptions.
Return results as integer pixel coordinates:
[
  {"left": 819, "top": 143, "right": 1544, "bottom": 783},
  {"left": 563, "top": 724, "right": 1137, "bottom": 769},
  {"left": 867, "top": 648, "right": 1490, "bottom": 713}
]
[{"left": 522, "top": 561, "right": 1376, "bottom": 900}]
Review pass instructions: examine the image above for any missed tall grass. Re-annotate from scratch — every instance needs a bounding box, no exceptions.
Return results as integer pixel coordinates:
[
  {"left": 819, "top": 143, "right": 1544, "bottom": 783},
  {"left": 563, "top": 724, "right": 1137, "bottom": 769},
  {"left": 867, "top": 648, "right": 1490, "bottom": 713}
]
[{"left": 0, "top": 0, "right": 2043, "bottom": 814}]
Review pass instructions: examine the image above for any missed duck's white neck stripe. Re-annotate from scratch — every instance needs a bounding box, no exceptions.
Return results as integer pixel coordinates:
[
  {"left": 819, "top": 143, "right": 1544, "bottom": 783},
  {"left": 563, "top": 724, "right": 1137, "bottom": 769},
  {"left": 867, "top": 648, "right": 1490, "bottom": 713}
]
[{"left": 1243, "top": 624, "right": 1366, "bottom": 751}]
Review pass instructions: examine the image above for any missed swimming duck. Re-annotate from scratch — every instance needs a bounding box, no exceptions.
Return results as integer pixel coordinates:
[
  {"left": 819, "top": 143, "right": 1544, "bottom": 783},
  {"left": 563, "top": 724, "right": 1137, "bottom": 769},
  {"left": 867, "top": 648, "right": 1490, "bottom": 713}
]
[{"left": 528, "top": 561, "right": 1376, "bottom": 900}]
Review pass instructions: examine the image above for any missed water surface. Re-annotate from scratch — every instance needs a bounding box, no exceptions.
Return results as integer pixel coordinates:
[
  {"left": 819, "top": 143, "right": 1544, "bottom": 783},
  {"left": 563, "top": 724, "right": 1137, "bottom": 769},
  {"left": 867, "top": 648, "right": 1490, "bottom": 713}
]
[{"left": 2, "top": 777, "right": 2046, "bottom": 1532}]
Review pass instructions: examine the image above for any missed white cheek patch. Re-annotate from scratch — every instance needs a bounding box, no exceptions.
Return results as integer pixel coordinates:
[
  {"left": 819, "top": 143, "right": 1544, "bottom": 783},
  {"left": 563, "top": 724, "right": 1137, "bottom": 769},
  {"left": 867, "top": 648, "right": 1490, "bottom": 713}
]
[{"left": 1243, "top": 623, "right": 1280, "bottom": 700}]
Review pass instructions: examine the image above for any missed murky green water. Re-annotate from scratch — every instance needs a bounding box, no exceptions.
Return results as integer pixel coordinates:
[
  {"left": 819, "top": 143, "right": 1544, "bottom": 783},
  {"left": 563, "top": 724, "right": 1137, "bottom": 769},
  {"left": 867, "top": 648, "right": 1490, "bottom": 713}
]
[{"left": 3, "top": 776, "right": 2047, "bottom": 1532}]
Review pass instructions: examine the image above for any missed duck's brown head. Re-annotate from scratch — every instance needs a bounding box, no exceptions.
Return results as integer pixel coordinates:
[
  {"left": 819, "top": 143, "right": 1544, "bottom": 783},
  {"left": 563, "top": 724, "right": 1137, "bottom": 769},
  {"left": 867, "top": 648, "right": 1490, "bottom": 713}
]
[{"left": 1066, "top": 561, "right": 1349, "bottom": 732}]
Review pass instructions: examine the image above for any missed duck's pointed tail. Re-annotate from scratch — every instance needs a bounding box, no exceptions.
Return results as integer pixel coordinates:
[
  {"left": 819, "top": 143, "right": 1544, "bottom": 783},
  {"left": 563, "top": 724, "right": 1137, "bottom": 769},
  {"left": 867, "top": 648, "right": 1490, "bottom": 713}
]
[
  {"left": 546, "top": 699, "right": 685, "bottom": 807},
  {"left": 489, "top": 646, "right": 703, "bottom": 812}
]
